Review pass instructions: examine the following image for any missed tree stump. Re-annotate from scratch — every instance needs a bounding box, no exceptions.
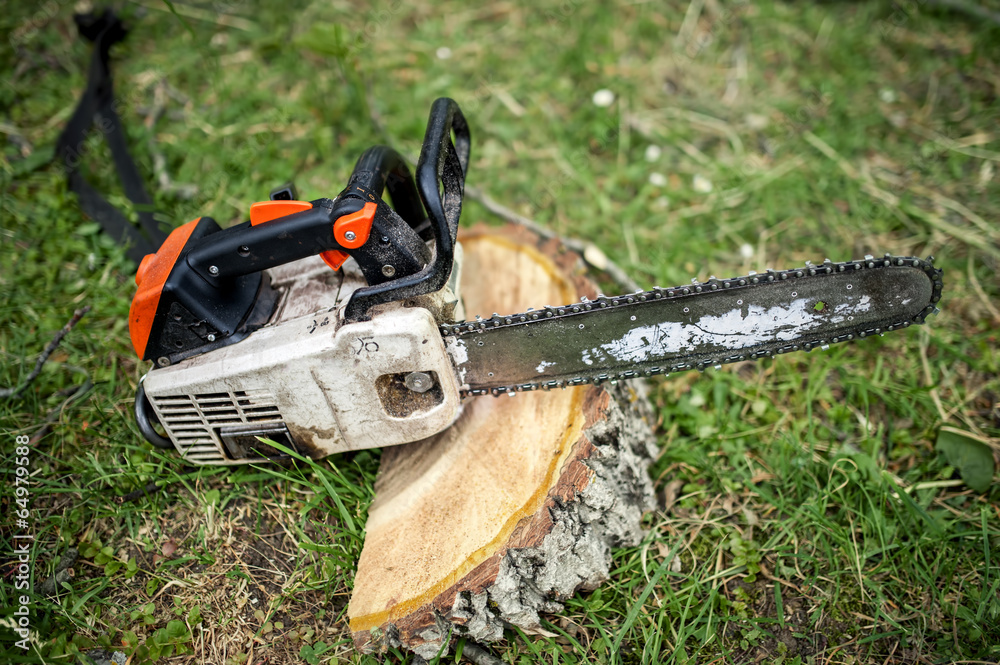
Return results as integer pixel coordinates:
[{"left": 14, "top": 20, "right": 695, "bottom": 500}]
[{"left": 348, "top": 225, "right": 658, "bottom": 658}]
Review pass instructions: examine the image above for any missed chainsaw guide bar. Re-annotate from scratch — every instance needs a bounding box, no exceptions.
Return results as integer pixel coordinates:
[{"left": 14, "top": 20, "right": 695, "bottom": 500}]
[{"left": 443, "top": 255, "right": 943, "bottom": 397}]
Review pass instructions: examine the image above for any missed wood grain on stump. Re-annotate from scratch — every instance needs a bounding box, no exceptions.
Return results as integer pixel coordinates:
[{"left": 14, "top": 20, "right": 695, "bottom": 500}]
[{"left": 348, "top": 225, "right": 658, "bottom": 658}]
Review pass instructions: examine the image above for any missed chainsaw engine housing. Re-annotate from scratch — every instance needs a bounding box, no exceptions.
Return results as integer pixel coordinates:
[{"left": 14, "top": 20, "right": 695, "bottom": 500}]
[{"left": 138, "top": 252, "right": 465, "bottom": 465}]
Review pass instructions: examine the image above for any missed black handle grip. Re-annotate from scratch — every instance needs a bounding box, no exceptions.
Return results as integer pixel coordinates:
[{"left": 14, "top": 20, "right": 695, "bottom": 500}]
[
  {"left": 417, "top": 98, "right": 470, "bottom": 244},
  {"left": 343, "top": 98, "right": 470, "bottom": 322},
  {"left": 346, "top": 146, "right": 426, "bottom": 233}
]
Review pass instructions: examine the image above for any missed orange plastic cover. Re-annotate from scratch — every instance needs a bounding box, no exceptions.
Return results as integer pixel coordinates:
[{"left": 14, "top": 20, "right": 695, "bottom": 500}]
[
  {"left": 333, "top": 201, "right": 377, "bottom": 249},
  {"left": 249, "top": 200, "right": 312, "bottom": 226},
  {"left": 322, "top": 202, "right": 377, "bottom": 270},
  {"left": 129, "top": 218, "right": 201, "bottom": 359},
  {"left": 320, "top": 250, "right": 350, "bottom": 271}
]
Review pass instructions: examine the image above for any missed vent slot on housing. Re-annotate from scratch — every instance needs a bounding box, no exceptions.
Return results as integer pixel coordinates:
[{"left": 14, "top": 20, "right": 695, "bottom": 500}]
[{"left": 152, "top": 390, "right": 286, "bottom": 464}]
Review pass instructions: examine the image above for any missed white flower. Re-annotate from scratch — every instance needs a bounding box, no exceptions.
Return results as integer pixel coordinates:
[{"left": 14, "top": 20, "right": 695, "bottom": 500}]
[
  {"left": 648, "top": 172, "right": 667, "bottom": 187},
  {"left": 436, "top": 46, "right": 452, "bottom": 60},
  {"left": 740, "top": 243, "right": 754, "bottom": 259},
  {"left": 644, "top": 145, "right": 662, "bottom": 162},
  {"left": 592, "top": 89, "right": 615, "bottom": 107},
  {"left": 692, "top": 174, "right": 713, "bottom": 193}
]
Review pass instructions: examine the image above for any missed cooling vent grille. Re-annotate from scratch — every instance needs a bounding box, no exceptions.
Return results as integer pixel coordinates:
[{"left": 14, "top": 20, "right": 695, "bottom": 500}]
[{"left": 152, "top": 389, "right": 283, "bottom": 464}]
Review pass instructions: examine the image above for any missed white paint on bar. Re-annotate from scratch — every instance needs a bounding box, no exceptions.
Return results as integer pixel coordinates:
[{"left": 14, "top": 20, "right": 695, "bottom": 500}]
[
  {"left": 536, "top": 360, "right": 556, "bottom": 373},
  {"left": 592, "top": 295, "right": 874, "bottom": 365}
]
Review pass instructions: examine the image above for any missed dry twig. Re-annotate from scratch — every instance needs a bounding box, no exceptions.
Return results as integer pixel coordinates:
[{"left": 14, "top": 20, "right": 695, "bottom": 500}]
[
  {"left": 1, "top": 306, "right": 91, "bottom": 400},
  {"left": 28, "top": 373, "right": 92, "bottom": 446},
  {"left": 39, "top": 548, "right": 79, "bottom": 596}
]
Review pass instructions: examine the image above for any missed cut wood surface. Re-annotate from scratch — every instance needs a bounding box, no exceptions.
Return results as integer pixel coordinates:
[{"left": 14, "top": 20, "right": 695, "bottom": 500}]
[{"left": 348, "top": 225, "right": 658, "bottom": 658}]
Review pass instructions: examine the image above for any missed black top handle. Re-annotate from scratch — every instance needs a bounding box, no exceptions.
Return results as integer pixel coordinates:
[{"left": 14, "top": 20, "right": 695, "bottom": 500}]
[
  {"left": 343, "top": 98, "right": 470, "bottom": 322},
  {"left": 344, "top": 145, "right": 427, "bottom": 236},
  {"left": 416, "top": 97, "right": 471, "bottom": 245}
]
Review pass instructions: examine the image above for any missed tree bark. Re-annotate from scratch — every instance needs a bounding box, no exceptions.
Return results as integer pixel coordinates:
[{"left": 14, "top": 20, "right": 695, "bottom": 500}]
[{"left": 348, "top": 225, "right": 658, "bottom": 658}]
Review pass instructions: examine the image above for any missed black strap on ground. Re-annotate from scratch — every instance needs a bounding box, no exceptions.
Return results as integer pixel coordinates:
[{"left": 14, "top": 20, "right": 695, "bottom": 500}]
[{"left": 56, "top": 10, "right": 166, "bottom": 265}]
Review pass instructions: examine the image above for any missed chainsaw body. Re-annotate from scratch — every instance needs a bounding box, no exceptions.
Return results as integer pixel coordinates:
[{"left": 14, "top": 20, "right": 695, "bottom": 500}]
[
  {"left": 131, "top": 98, "right": 944, "bottom": 466},
  {"left": 133, "top": 99, "right": 472, "bottom": 463},
  {"left": 138, "top": 251, "right": 465, "bottom": 464}
]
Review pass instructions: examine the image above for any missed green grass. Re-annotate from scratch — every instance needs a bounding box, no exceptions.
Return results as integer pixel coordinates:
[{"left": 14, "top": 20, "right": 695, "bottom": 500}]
[{"left": 2, "top": 0, "right": 999, "bottom": 663}]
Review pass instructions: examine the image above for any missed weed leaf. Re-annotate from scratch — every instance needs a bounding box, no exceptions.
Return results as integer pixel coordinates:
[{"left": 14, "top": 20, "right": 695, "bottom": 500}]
[{"left": 936, "top": 427, "right": 995, "bottom": 493}]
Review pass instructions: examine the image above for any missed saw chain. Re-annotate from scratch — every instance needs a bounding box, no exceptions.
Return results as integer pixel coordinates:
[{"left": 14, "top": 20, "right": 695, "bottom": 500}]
[{"left": 442, "top": 255, "right": 943, "bottom": 397}]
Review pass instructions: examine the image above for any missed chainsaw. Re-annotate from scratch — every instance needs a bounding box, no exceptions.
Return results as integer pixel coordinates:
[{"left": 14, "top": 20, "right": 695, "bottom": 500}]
[{"left": 130, "top": 98, "right": 944, "bottom": 465}]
